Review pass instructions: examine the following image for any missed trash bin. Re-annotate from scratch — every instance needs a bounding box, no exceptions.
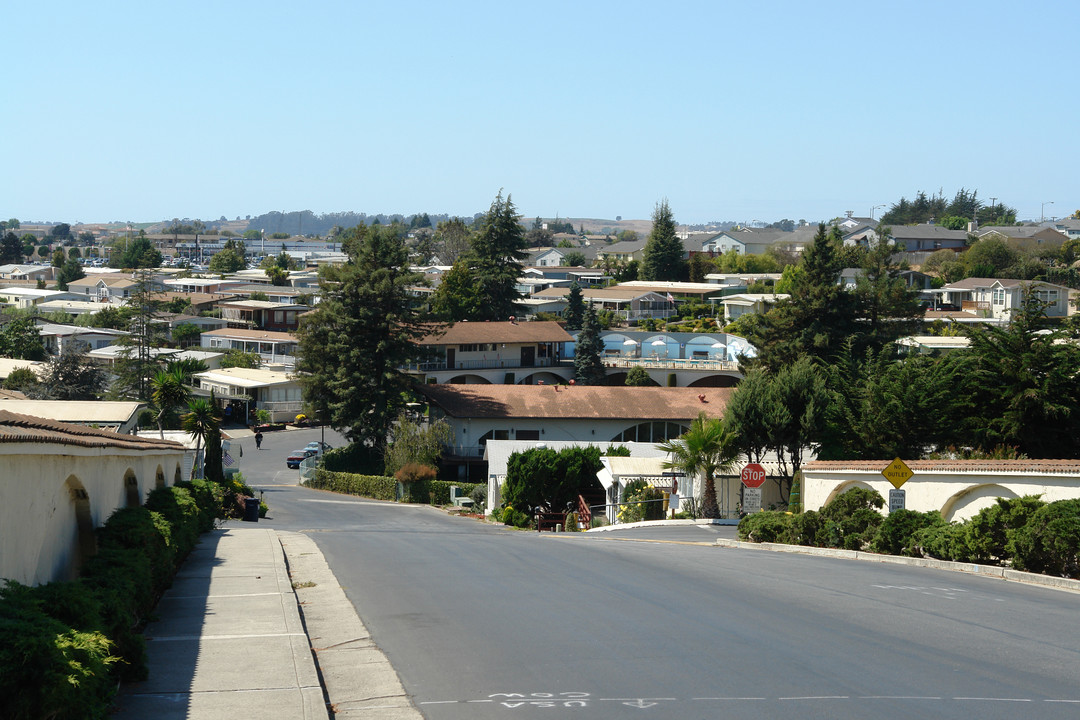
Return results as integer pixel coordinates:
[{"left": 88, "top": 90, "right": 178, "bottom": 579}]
[{"left": 243, "top": 497, "right": 260, "bottom": 522}]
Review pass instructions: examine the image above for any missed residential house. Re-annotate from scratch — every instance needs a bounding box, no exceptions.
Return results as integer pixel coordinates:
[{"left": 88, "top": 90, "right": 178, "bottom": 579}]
[
  {"left": 0, "top": 287, "right": 82, "bottom": 310},
  {"left": 975, "top": 226, "right": 1068, "bottom": 251},
  {"left": 720, "top": 293, "right": 789, "bottom": 323},
  {"left": 595, "top": 238, "right": 648, "bottom": 263},
  {"left": 0, "top": 264, "right": 53, "bottom": 283},
  {"left": 531, "top": 286, "right": 674, "bottom": 322},
  {"left": 410, "top": 320, "right": 573, "bottom": 385},
  {"left": 193, "top": 366, "right": 303, "bottom": 423},
  {"left": 0, "top": 400, "right": 146, "bottom": 434},
  {"left": 199, "top": 328, "right": 298, "bottom": 366},
  {"left": 417, "top": 384, "right": 730, "bottom": 482},
  {"left": 0, "top": 410, "right": 186, "bottom": 585},
  {"left": 35, "top": 322, "right": 128, "bottom": 354},
  {"left": 1050, "top": 218, "right": 1080, "bottom": 240},
  {"left": 67, "top": 274, "right": 149, "bottom": 305},
  {"left": 613, "top": 280, "right": 729, "bottom": 305},
  {"left": 0, "top": 358, "right": 45, "bottom": 382},
  {"left": 161, "top": 277, "right": 237, "bottom": 295},
  {"left": 887, "top": 225, "right": 969, "bottom": 255},
  {"left": 218, "top": 300, "right": 310, "bottom": 331},
  {"left": 936, "top": 277, "right": 1073, "bottom": 321}
]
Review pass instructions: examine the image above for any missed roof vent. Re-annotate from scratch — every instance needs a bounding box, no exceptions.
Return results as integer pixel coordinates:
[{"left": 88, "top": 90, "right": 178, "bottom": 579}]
[{"left": 698, "top": 394, "right": 707, "bottom": 403}]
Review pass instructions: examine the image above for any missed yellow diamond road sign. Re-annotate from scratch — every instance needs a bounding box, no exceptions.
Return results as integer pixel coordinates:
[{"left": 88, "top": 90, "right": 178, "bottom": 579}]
[{"left": 882, "top": 457, "right": 913, "bottom": 489}]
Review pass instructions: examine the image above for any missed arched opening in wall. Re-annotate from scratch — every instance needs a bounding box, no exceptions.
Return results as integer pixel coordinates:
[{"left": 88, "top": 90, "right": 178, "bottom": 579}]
[
  {"left": 941, "top": 484, "right": 1019, "bottom": 523},
  {"left": 687, "top": 375, "right": 739, "bottom": 388},
  {"left": 518, "top": 371, "right": 563, "bottom": 386},
  {"left": 448, "top": 374, "right": 492, "bottom": 384},
  {"left": 610, "top": 422, "right": 688, "bottom": 443},
  {"left": 821, "top": 480, "right": 877, "bottom": 509},
  {"left": 155, "top": 465, "right": 166, "bottom": 490},
  {"left": 64, "top": 475, "right": 96, "bottom": 579},
  {"left": 124, "top": 469, "right": 140, "bottom": 507}
]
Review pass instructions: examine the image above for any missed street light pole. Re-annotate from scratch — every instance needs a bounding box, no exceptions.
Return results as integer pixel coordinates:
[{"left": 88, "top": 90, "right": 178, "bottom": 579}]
[
  {"left": 1042, "top": 201, "right": 1054, "bottom": 223},
  {"left": 871, "top": 205, "right": 885, "bottom": 221}
]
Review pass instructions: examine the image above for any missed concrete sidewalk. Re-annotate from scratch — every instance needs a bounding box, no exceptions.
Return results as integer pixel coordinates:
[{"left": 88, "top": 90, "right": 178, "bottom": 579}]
[{"left": 112, "top": 526, "right": 328, "bottom": 719}]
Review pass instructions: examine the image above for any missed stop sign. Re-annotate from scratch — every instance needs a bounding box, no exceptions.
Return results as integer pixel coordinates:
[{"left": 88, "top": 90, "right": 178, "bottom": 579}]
[{"left": 740, "top": 463, "right": 767, "bottom": 488}]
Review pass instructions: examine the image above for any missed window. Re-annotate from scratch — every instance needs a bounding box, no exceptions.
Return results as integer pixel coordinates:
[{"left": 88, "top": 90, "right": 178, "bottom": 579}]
[
  {"left": 515, "top": 430, "right": 540, "bottom": 441},
  {"left": 610, "top": 422, "right": 688, "bottom": 443},
  {"left": 992, "top": 289, "right": 1005, "bottom": 305}
]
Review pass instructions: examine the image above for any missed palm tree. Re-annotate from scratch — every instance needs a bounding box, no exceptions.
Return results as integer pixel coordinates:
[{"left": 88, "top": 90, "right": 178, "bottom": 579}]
[
  {"left": 150, "top": 367, "right": 191, "bottom": 439},
  {"left": 659, "top": 412, "right": 739, "bottom": 519},
  {"left": 182, "top": 398, "right": 220, "bottom": 479}
]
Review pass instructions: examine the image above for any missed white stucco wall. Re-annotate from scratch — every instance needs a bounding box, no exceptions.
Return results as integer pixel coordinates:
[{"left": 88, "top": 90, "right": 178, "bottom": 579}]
[
  {"left": 802, "top": 467, "right": 1080, "bottom": 522},
  {"left": 0, "top": 443, "right": 187, "bottom": 586}
]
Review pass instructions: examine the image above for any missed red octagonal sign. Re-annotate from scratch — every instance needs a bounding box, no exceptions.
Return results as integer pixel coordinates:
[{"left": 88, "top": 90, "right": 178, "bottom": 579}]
[{"left": 740, "top": 463, "right": 767, "bottom": 488}]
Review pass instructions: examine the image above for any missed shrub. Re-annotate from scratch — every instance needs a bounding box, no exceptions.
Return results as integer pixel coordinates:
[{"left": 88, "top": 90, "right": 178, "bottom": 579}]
[
  {"left": 1009, "top": 499, "right": 1080, "bottom": 577},
  {"left": 303, "top": 469, "right": 396, "bottom": 501},
  {"left": 395, "top": 463, "right": 437, "bottom": 503},
  {"left": 738, "top": 511, "right": 793, "bottom": 543},
  {"left": 322, "top": 442, "right": 384, "bottom": 475},
  {"left": 564, "top": 511, "right": 580, "bottom": 531},
  {"left": 870, "top": 509, "right": 946, "bottom": 557},
  {"left": 967, "top": 495, "right": 1045, "bottom": 563},
  {"left": 429, "top": 480, "right": 481, "bottom": 506},
  {"left": 501, "top": 505, "right": 531, "bottom": 529},
  {"left": 788, "top": 509, "right": 823, "bottom": 546},
  {"left": 469, "top": 484, "right": 487, "bottom": 512},
  {"left": 818, "top": 487, "right": 885, "bottom": 550},
  {"left": 913, "top": 522, "right": 974, "bottom": 562}
]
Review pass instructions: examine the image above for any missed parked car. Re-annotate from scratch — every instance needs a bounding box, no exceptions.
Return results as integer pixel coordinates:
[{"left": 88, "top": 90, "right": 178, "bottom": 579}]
[
  {"left": 303, "top": 441, "right": 332, "bottom": 455},
  {"left": 286, "top": 448, "right": 317, "bottom": 469}
]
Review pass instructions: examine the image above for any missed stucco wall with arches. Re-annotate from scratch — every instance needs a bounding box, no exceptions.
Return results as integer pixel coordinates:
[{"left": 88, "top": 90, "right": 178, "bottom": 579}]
[
  {"left": 803, "top": 461, "right": 1080, "bottom": 522},
  {"left": 0, "top": 445, "right": 187, "bottom": 586}
]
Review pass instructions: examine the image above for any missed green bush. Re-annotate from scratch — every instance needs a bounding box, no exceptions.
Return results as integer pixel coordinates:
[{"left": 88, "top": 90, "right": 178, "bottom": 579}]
[
  {"left": 738, "top": 511, "right": 793, "bottom": 543},
  {"left": 870, "top": 509, "right": 945, "bottom": 557},
  {"left": 304, "top": 469, "right": 397, "bottom": 501},
  {"left": 469, "top": 484, "right": 487, "bottom": 511},
  {"left": 967, "top": 495, "right": 1045, "bottom": 563},
  {"left": 788, "top": 509, "right": 823, "bottom": 546},
  {"left": 912, "top": 522, "right": 974, "bottom": 562},
  {"left": 818, "top": 487, "right": 885, "bottom": 550},
  {"left": 502, "top": 505, "right": 532, "bottom": 528},
  {"left": 322, "top": 442, "right": 384, "bottom": 475},
  {"left": 1009, "top": 499, "right": 1080, "bottom": 577}
]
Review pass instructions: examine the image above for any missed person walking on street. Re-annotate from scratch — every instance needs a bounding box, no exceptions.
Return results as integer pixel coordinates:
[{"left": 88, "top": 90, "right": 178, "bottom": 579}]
[{"left": 255, "top": 431, "right": 263, "bottom": 450}]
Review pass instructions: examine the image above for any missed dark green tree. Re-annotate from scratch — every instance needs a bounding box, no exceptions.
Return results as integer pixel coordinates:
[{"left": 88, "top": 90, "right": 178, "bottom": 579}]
[
  {"left": 432, "top": 217, "right": 472, "bottom": 264},
  {"left": 964, "top": 289, "right": 1080, "bottom": 457},
  {"left": 0, "top": 316, "right": 47, "bottom": 361},
  {"left": 850, "top": 231, "right": 923, "bottom": 351},
  {"left": 502, "top": 445, "right": 603, "bottom": 513},
  {"left": 640, "top": 199, "right": 685, "bottom": 281},
  {"left": 431, "top": 260, "right": 483, "bottom": 322},
  {"left": 56, "top": 258, "right": 85, "bottom": 291},
  {"left": 467, "top": 191, "right": 529, "bottom": 321},
  {"left": 564, "top": 282, "right": 585, "bottom": 330},
  {"left": 27, "top": 343, "right": 106, "bottom": 400},
  {"left": 0, "top": 232, "right": 22, "bottom": 264},
  {"left": 573, "top": 303, "right": 606, "bottom": 385},
  {"left": 748, "top": 224, "right": 855, "bottom": 369},
  {"left": 296, "top": 224, "right": 436, "bottom": 459},
  {"left": 624, "top": 366, "right": 654, "bottom": 386},
  {"left": 110, "top": 236, "right": 162, "bottom": 269}
]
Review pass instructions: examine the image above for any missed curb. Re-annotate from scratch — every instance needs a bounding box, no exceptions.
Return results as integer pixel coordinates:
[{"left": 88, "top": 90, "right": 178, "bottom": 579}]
[
  {"left": 277, "top": 531, "right": 423, "bottom": 719},
  {"left": 586, "top": 518, "right": 739, "bottom": 532},
  {"left": 714, "top": 538, "right": 1080, "bottom": 593}
]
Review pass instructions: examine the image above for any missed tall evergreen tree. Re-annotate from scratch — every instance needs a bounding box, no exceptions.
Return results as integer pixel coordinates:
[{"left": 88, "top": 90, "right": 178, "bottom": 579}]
[
  {"left": 467, "top": 191, "right": 529, "bottom": 321},
  {"left": 573, "top": 304, "right": 606, "bottom": 385},
  {"left": 564, "top": 282, "right": 585, "bottom": 330},
  {"left": 0, "top": 231, "right": 22, "bottom": 264},
  {"left": 296, "top": 224, "right": 436, "bottom": 459},
  {"left": 640, "top": 199, "right": 685, "bottom": 281}
]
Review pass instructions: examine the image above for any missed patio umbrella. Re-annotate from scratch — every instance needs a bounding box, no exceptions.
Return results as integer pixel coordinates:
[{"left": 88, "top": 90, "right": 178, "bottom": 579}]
[
  {"left": 710, "top": 342, "right": 726, "bottom": 349},
  {"left": 651, "top": 339, "right": 667, "bottom": 347},
  {"left": 623, "top": 339, "right": 639, "bottom": 345}
]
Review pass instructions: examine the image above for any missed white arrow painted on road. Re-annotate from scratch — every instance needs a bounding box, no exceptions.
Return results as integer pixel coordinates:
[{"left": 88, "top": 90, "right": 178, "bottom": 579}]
[{"left": 623, "top": 700, "right": 657, "bottom": 708}]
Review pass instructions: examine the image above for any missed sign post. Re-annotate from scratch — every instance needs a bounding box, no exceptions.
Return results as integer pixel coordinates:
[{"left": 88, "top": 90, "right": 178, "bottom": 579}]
[
  {"left": 740, "top": 463, "right": 766, "bottom": 514},
  {"left": 881, "top": 457, "right": 913, "bottom": 513}
]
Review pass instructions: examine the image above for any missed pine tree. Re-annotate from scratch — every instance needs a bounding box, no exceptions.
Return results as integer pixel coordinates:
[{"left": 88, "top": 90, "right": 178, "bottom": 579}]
[
  {"left": 468, "top": 191, "right": 529, "bottom": 321},
  {"left": 564, "top": 282, "right": 585, "bottom": 330},
  {"left": 296, "top": 224, "right": 437, "bottom": 460},
  {"left": 574, "top": 304, "right": 606, "bottom": 385},
  {"left": 640, "top": 199, "right": 685, "bottom": 281}
]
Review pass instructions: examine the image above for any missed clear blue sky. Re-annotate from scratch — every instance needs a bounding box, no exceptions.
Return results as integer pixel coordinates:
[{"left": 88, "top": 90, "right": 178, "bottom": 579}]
[{"left": 5, "top": 0, "right": 1077, "bottom": 226}]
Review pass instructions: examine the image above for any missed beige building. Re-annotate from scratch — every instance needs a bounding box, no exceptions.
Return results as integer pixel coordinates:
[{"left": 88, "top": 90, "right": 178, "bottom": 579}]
[{"left": 0, "top": 410, "right": 187, "bottom": 585}]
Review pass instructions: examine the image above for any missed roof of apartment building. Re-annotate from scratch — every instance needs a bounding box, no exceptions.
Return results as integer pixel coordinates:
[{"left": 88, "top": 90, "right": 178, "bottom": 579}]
[
  {"left": 805, "top": 459, "right": 1080, "bottom": 475},
  {"left": 0, "top": 409, "right": 182, "bottom": 451},
  {"left": 418, "top": 384, "right": 730, "bottom": 420},
  {"left": 417, "top": 320, "right": 573, "bottom": 346}
]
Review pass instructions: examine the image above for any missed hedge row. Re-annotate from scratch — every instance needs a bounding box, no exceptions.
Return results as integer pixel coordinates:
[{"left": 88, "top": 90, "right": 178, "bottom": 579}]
[
  {"left": 738, "top": 489, "right": 1080, "bottom": 579},
  {"left": 305, "top": 469, "right": 396, "bottom": 500},
  {"left": 303, "top": 469, "right": 481, "bottom": 507},
  {"left": 0, "top": 480, "right": 229, "bottom": 720}
]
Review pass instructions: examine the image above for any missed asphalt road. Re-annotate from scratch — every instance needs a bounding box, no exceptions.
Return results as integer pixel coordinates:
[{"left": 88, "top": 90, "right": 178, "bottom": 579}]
[{"left": 240, "top": 442, "right": 1080, "bottom": 720}]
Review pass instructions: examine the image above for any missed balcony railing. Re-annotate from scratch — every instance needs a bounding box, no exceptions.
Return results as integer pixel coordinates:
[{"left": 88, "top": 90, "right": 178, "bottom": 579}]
[
  {"left": 405, "top": 357, "right": 563, "bottom": 372},
  {"left": 602, "top": 357, "right": 740, "bottom": 372}
]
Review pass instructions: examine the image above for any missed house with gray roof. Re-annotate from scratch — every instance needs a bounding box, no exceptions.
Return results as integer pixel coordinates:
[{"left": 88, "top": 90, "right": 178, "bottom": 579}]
[{"left": 936, "top": 277, "right": 1074, "bottom": 321}]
